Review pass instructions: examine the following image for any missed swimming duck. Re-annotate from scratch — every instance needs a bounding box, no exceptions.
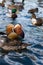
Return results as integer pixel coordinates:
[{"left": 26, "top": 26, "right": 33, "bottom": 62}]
[
  {"left": 31, "top": 14, "right": 43, "bottom": 26},
  {"left": 6, "top": 8, "right": 17, "bottom": 19},
  {"left": 28, "top": 8, "right": 38, "bottom": 14},
  {"left": 0, "top": 0, "right": 5, "bottom": 7},
  {"left": 0, "top": 36, "right": 30, "bottom": 51},
  {"left": 6, "top": 24, "right": 24, "bottom": 40},
  {"left": 6, "top": 24, "right": 18, "bottom": 40},
  {"left": 7, "top": 3, "right": 24, "bottom": 11},
  {"left": 6, "top": 24, "right": 14, "bottom": 35}
]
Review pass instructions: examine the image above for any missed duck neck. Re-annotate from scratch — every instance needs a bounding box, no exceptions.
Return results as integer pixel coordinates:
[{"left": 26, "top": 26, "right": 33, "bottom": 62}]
[{"left": 32, "top": 14, "right": 36, "bottom": 19}]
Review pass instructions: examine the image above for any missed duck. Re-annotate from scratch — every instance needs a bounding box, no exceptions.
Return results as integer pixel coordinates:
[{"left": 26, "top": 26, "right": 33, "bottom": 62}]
[
  {"left": 0, "top": 36, "right": 30, "bottom": 52},
  {"left": 7, "top": 32, "right": 18, "bottom": 40},
  {"left": 6, "top": 8, "right": 17, "bottom": 19},
  {"left": 5, "top": 0, "right": 24, "bottom": 10},
  {"left": 28, "top": 8, "right": 38, "bottom": 14},
  {"left": 31, "top": 14, "right": 43, "bottom": 26},
  {"left": 13, "top": 0, "right": 24, "bottom": 10},
  {"left": 7, "top": 2, "right": 24, "bottom": 11},
  {"left": 6, "top": 24, "right": 24, "bottom": 40},
  {"left": 0, "top": 0, "right": 5, "bottom": 7}
]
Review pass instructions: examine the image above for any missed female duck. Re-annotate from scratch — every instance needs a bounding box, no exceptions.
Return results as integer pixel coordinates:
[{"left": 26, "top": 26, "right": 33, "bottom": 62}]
[
  {"left": 28, "top": 8, "right": 38, "bottom": 14},
  {"left": 31, "top": 14, "right": 43, "bottom": 26}
]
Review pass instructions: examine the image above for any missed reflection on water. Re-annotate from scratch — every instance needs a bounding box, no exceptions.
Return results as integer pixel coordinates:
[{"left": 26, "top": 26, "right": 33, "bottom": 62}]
[{"left": 0, "top": 0, "right": 43, "bottom": 65}]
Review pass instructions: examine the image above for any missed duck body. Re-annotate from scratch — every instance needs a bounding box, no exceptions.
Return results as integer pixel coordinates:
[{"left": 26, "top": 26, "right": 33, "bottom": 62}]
[
  {"left": 31, "top": 14, "right": 43, "bottom": 26},
  {"left": 0, "top": 36, "right": 30, "bottom": 52},
  {"left": 28, "top": 8, "right": 38, "bottom": 14},
  {"left": 7, "top": 3, "right": 24, "bottom": 11},
  {"left": 5, "top": 0, "right": 24, "bottom": 11},
  {"left": 0, "top": 0, "right": 5, "bottom": 7},
  {"left": 32, "top": 18, "right": 42, "bottom": 26}
]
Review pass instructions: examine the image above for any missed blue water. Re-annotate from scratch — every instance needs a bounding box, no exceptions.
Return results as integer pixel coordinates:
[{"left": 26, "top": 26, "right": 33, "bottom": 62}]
[{"left": 0, "top": 0, "right": 43, "bottom": 65}]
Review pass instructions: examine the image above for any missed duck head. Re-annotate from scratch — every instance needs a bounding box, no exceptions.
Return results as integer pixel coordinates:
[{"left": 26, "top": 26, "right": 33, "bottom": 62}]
[
  {"left": 14, "top": 24, "right": 24, "bottom": 38},
  {"left": 6, "top": 24, "right": 14, "bottom": 35}
]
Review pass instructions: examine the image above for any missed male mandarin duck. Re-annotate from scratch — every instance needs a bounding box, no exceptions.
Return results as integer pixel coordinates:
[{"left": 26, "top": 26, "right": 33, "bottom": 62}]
[{"left": 6, "top": 24, "right": 24, "bottom": 40}]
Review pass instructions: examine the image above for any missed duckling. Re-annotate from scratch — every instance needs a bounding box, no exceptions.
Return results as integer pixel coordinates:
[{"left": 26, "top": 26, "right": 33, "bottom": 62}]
[
  {"left": 31, "top": 14, "right": 43, "bottom": 26},
  {"left": 14, "top": 24, "right": 24, "bottom": 38},
  {"left": 28, "top": 8, "right": 38, "bottom": 14},
  {"left": 0, "top": 0, "right": 5, "bottom": 7}
]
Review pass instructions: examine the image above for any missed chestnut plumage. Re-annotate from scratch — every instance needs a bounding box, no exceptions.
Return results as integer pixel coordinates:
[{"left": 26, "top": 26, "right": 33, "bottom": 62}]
[{"left": 6, "top": 24, "right": 14, "bottom": 35}]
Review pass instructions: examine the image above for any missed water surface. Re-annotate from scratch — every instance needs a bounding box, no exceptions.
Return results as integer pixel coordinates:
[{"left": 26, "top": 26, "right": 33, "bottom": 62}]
[{"left": 0, "top": 0, "right": 43, "bottom": 65}]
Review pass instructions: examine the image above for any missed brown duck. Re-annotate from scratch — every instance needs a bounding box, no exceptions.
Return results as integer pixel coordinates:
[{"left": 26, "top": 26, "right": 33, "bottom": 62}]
[
  {"left": 31, "top": 14, "right": 43, "bottom": 26},
  {"left": 0, "top": 36, "right": 31, "bottom": 52},
  {"left": 28, "top": 8, "right": 38, "bottom": 14}
]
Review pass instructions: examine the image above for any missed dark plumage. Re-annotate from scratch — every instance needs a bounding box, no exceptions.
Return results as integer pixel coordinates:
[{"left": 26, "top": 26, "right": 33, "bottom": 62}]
[{"left": 28, "top": 8, "right": 38, "bottom": 14}]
